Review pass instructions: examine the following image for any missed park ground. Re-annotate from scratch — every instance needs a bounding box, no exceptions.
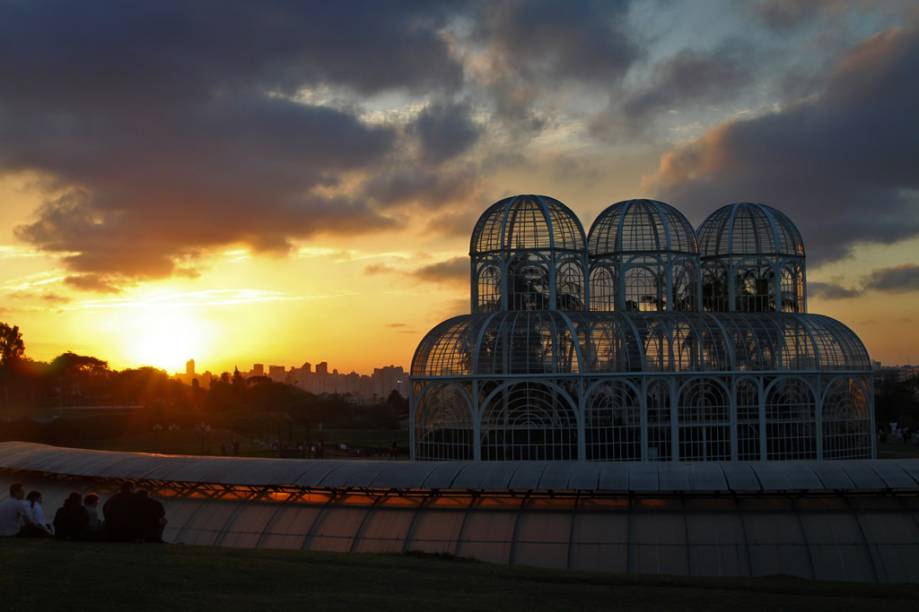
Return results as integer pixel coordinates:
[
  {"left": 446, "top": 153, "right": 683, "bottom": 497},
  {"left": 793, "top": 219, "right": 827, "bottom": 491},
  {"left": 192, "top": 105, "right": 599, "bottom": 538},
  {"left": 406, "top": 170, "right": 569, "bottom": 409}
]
[{"left": 1, "top": 540, "right": 917, "bottom": 611}]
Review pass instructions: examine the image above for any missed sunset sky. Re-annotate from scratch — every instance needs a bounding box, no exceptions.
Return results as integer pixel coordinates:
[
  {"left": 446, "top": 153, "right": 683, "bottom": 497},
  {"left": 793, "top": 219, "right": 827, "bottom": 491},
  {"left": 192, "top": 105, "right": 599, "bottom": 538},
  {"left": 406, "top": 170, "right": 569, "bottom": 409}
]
[{"left": 1, "top": 0, "right": 918, "bottom": 374}]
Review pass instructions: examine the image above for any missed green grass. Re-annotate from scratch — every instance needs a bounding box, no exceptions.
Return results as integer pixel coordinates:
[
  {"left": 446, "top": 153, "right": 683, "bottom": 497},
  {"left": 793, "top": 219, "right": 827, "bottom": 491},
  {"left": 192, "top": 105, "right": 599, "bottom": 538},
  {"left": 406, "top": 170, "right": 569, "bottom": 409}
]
[{"left": 0, "top": 540, "right": 917, "bottom": 611}]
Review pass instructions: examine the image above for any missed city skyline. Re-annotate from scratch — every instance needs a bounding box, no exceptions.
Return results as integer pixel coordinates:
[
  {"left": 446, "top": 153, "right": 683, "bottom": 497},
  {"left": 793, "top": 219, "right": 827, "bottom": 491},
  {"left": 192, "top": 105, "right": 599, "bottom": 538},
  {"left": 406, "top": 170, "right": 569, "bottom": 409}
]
[
  {"left": 176, "top": 357, "right": 409, "bottom": 400},
  {"left": 1, "top": 2, "right": 918, "bottom": 373}
]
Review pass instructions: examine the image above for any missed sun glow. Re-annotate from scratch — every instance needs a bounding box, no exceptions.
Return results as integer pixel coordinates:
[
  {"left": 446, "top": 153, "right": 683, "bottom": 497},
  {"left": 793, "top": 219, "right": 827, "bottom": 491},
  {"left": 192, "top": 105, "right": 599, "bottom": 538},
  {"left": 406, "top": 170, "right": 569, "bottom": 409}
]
[{"left": 127, "top": 308, "right": 207, "bottom": 372}]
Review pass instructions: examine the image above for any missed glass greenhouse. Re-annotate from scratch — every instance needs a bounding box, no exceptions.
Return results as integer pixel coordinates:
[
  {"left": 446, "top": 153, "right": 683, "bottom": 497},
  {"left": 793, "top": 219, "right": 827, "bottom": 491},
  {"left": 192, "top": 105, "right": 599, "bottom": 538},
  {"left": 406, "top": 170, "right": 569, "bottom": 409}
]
[{"left": 411, "top": 196, "right": 874, "bottom": 462}]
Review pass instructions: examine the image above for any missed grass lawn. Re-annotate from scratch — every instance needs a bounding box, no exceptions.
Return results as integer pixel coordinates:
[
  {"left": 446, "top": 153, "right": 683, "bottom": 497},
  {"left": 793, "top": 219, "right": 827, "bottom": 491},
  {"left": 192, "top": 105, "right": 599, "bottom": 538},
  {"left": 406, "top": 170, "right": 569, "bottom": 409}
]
[{"left": 1, "top": 540, "right": 917, "bottom": 612}]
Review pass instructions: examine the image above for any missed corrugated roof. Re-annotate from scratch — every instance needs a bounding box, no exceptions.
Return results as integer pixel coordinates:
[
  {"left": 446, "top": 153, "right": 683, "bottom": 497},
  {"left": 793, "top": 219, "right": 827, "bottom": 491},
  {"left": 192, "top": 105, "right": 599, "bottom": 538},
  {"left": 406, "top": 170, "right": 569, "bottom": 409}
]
[{"left": 1, "top": 442, "right": 918, "bottom": 493}]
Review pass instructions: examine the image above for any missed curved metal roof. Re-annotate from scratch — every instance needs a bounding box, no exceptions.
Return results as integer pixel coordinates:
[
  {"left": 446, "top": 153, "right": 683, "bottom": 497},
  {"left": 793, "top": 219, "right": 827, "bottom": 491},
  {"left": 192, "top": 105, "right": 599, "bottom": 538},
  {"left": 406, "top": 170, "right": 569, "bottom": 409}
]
[
  {"left": 698, "top": 202, "right": 805, "bottom": 258},
  {"left": 588, "top": 199, "right": 698, "bottom": 256},
  {"left": 470, "top": 195, "right": 586, "bottom": 255},
  {"left": 411, "top": 311, "right": 871, "bottom": 377},
  {"left": 1, "top": 442, "right": 917, "bottom": 493}
]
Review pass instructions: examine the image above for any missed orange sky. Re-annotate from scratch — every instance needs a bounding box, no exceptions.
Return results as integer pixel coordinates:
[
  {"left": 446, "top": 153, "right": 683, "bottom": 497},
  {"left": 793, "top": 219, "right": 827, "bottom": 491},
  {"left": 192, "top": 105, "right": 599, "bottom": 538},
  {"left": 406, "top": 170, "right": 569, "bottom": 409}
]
[
  {"left": 2, "top": 170, "right": 918, "bottom": 374},
  {"left": 1, "top": 3, "right": 918, "bottom": 374}
]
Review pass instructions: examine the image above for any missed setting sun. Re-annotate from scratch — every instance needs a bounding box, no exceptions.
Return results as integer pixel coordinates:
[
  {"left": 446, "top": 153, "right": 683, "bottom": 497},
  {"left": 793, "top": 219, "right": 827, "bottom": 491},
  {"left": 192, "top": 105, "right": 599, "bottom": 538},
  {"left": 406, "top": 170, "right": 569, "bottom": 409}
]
[{"left": 126, "top": 307, "right": 207, "bottom": 372}]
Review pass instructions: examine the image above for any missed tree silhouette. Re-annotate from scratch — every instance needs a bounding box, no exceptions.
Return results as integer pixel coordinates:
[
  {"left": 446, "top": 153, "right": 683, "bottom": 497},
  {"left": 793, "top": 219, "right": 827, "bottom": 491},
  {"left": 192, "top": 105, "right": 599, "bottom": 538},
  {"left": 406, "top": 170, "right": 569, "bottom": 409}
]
[
  {"left": 0, "top": 323, "right": 25, "bottom": 368},
  {"left": 0, "top": 322, "right": 25, "bottom": 410}
]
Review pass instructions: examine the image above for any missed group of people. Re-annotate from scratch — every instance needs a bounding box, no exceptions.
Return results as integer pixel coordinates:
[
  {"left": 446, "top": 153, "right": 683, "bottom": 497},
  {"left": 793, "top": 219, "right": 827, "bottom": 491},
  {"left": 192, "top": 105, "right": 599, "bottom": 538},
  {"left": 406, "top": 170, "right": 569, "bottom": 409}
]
[{"left": 0, "top": 482, "right": 167, "bottom": 542}]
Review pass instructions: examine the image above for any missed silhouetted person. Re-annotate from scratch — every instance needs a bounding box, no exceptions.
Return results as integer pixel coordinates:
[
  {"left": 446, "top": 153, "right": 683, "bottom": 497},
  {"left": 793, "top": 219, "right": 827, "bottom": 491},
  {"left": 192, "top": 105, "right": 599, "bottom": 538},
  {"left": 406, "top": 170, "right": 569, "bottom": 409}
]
[
  {"left": 0, "top": 483, "right": 29, "bottom": 537},
  {"left": 53, "top": 492, "right": 89, "bottom": 540},
  {"left": 232, "top": 439, "right": 240, "bottom": 456},
  {"left": 22, "top": 491, "right": 52, "bottom": 537},
  {"left": 135, "top": 490, "right": 167, "bottom": 543},
  {"left": 103, "top": 481, "right": 136, "bottom": 541},
  {"left": 82, "top": 493, "right": 103, "bottom": 539}
]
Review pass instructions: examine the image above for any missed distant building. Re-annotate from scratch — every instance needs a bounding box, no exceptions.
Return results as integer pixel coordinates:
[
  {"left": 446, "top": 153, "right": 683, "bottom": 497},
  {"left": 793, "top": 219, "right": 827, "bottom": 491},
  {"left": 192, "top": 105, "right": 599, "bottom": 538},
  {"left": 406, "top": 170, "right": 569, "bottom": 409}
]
[{"left": 175, "top": 357, "right": 407, "bottom": 401}]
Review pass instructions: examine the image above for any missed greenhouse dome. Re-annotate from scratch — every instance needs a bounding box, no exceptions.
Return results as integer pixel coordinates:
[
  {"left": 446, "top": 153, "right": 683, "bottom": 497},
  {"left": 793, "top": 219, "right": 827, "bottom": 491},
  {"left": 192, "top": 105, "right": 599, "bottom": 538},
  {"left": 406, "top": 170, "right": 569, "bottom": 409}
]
[
  {"left": 697, "top": 202, "right": 806, "bottom": 313},
  {"left": 412, "top": 196, "right": 874, "bottom": 463},
  {"left": 588, "top": 199, "right": 700, "bottom": 312},
  {"left": 470, "top": 195, "right": 587, "bottom": 313}
]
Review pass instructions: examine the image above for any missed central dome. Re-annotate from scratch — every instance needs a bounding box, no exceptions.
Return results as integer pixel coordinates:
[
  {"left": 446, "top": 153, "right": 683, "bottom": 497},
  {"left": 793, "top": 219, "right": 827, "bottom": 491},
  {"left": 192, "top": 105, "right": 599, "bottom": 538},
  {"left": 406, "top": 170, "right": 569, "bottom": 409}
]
[
  {"left": 589, "top": 199, "right": 697, "bottom": 256},
  {"left": 470, "top": 194, "right": 585, "bottom": 255}
]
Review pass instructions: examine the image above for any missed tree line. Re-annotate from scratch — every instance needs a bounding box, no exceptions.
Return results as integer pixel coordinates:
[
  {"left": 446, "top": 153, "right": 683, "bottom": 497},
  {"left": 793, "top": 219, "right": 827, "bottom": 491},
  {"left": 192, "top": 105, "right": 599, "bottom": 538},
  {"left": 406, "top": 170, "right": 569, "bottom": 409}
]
[{"left": 0, "top": 322, "right": 407, "bottom": 447}]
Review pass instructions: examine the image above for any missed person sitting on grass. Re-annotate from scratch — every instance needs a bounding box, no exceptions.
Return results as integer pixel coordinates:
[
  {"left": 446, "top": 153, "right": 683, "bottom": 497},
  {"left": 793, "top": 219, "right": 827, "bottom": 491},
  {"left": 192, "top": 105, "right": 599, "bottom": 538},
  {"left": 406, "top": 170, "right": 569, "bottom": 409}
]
[
  {"left": 135, "top": 490, "right": 167, "bottom": 543},
  {"left": 22, "top": 491, "right": 53, "bottom": 537},
  {"left": 53, "top": 492, "right": 89, "bottom": 540},
  {"left": 103, "top": 481, "right": 136, "bottom": 541},
  {"left": 0, "top": 483, "right": 29, "bottom": 537},
  {"left": 82, "top": 493, "right": 104, "bottom": 539}
]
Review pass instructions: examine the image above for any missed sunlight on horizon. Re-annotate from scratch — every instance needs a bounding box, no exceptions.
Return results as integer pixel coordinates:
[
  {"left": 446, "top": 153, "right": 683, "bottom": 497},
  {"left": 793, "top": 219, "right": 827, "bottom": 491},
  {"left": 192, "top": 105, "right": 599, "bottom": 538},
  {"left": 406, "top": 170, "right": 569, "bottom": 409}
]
[{"left": 126, "top": 308, "right": 208, "bottom": 373}]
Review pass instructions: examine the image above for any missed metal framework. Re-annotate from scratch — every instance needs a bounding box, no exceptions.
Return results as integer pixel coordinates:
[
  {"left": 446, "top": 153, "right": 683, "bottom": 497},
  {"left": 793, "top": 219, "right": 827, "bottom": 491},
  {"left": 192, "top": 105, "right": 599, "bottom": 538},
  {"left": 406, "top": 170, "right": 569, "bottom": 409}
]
[
  {"left": 698, "top": 203, "right": 806, "bottom": 313},
  {"left": 413, "top": 196, "right": 873, "bottom": 462},
  {"left": 588, "top": 199, "right": 700, "bottom": 312},
  {"left": 470, "top": 195, "right": 587, "bottom": 312}
]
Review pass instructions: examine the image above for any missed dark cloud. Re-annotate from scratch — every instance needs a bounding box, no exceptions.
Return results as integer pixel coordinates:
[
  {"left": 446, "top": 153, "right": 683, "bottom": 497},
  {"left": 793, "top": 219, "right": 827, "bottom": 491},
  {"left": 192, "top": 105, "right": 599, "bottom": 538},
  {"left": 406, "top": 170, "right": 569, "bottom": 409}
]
[
  {"left": 8, "top": 291, "right": 72, "bottom": 305},
  {"left": 809, "top": 264, "right": 919, "bottom": 300},
  {"left": 411, "top": 102, "right": 482, "bottom": 164},
  {"left": 385, "top": 323, "right": 408, "bottom": 328},
  {"left": 481, "top": 0, "right": 637, "bottom": 82},
  {"left": 64, "top": 275, "right": 122, "bottom": 294},
  {"left": 863, "top": 264, "right": 919, "bottom": 293},
  {"left": 365, "top": 256, "right": 468, "bottom": 286},
  {"left": 411, "top": 257, "right": 468, "bottom": 286},
  {"left": 754, "top": 0, "right": 840, "bottom": 31},
  {"left": 364, "top": 263, "right": 398, "bottom": 276},
  {"left": 646, "top": 25, "right": 919, "bottom": 263},
  {"left": 0, "top": 1, "right": 462, "bottom": 289},
  {"left": 809, "top": 281, "right": 860, "bottom": 300},
  {"left": 592, "top": 45, "right": 752, "bottom": 140},
  {"left": 364, "top": 164, "right": 479, "bottom": 210},
  {"left": 425, "top": 209, "right": 479, "bottom": 238},
  {"left": 475, "top": 0, "right": 639, "bottom": 125}
]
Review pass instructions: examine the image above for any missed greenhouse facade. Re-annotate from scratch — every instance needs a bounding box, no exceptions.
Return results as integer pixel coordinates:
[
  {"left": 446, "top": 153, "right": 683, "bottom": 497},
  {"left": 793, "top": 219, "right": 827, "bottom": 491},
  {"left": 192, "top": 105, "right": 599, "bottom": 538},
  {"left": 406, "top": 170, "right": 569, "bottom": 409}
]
[{"left": 411, "top": 197, "right": 874, "bottom": 462}]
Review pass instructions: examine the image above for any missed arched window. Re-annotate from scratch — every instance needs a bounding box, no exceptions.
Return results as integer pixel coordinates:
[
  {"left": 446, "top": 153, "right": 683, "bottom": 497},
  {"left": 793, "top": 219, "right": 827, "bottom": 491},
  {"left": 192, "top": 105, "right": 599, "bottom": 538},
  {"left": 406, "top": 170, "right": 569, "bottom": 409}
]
[
  {"left": 586, "top": 380, "right": 641, "bottom": 461},
  {"left": 701, "top": 263, "right": 728, "bottom": 311},
  {"left": 765, "top": 378, "right": 816, "bottom": 460},
  {"left": 476, "top": 264, "right": 501, "bottom": 311},
  {"left": 646, "top": 379, "right": 671, "bottom": 461},
  {"left": 624, "top": 265, "right": 662, "bottom": 312},
  {"left": 415, "top": 384, "right": 473, "bottom": 460},
  {"left": 506, "top": 253, "right": 550, "bottom": 310},
  {"left": 822, "top": 377, "right": 871, "bottom": 459},
  {"left": 481, "top": 382, "right": 578, "bottom": 460},
  {"left": 672, "top": 260, "right": 697, "bottom": 312},
  {"left": 779, "top": 264, "right": 805, "bottom": 313},
  {"left": 678, "top": 378, "right": 731, "bottom": 461},
  {"left": 589, "top": 264, "right": 616, "bottom": 312},
  {"left": 736, "top": 379, "right": 760, "bottom": 460},
  {"left": 735, "top": 265, "right": 774, "bottom": 312},
  {"left": 556, "top": 259, "right": 585, "bottom": 310}
]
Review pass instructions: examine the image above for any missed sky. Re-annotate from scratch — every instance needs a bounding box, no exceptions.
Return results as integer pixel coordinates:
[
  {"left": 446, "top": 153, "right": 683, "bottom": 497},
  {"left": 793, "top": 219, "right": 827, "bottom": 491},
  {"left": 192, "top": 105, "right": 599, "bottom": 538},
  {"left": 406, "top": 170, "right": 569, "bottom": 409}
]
[{"left": 1, "top": 0, "right": 918, "bottom": 374}]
